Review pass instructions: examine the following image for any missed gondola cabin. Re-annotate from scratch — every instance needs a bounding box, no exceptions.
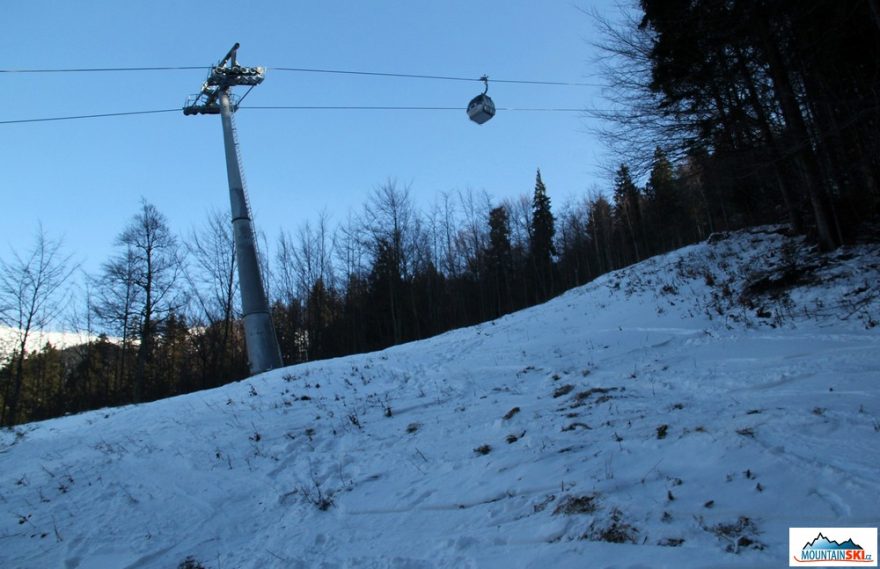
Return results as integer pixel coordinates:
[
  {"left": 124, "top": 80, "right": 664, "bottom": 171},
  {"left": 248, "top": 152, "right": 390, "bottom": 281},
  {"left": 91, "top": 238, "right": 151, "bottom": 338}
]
[{"left": 467, "top": 93, "right": 496, "bottom": 125}]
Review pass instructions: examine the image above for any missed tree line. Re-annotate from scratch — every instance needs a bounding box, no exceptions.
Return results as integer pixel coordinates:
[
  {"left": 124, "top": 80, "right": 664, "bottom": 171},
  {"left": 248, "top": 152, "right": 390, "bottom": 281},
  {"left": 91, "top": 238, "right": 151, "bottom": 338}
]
[
  {"left": 592, "top": 0, "right": 879, "bottom": 251},
  {"left": 0, "top": 151, "right": 777, "bottom": 427}
]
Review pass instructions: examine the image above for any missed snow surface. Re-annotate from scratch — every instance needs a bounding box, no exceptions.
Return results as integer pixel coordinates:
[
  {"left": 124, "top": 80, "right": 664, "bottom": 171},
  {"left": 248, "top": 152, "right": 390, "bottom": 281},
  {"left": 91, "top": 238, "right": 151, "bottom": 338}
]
[{"left": 1, "top": 227, "right": 878, "bottom": 569}]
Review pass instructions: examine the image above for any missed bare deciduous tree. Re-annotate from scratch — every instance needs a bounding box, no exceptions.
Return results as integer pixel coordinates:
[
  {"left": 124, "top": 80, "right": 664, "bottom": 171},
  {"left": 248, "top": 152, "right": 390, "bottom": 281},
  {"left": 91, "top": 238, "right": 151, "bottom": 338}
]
[
  {"left": 96, "top": 200, "right": 184, "bottom": 402},
  {"left": 186, "top": 209, "right": 239, "bottom": 383},
  {"left": 0, "top": 227, "right": 75, "bottom": 425}
]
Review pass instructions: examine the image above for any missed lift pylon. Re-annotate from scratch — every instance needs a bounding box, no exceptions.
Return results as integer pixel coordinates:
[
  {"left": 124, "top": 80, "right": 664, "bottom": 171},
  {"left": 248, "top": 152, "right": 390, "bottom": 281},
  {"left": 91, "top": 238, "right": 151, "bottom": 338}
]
[{"left": 184, "top": 44, "right": 282, "bottom": 375}]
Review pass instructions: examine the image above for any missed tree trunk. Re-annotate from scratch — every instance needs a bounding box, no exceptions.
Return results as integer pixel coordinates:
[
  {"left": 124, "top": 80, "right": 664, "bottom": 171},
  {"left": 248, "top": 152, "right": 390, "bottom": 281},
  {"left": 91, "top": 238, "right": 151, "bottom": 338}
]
[
  {"left": 757, "top": 18, "right": 839, "bottom": 249},
  {"left": 733, "top": 47, "right": 805, "bottom": 232}
]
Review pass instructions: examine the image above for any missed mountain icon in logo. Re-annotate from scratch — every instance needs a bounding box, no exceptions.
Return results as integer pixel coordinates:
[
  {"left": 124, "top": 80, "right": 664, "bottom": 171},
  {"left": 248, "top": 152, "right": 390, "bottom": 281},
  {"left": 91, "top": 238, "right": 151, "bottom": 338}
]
[{"left": 803, "top": 533, "right": 864, "bottom": 551}]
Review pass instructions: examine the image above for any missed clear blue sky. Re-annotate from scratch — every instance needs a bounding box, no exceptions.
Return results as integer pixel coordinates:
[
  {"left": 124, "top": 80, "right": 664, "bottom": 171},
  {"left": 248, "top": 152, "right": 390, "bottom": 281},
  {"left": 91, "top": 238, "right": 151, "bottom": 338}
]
[{"left": 2, "top": 0, "right": 620, "bottom": 276}]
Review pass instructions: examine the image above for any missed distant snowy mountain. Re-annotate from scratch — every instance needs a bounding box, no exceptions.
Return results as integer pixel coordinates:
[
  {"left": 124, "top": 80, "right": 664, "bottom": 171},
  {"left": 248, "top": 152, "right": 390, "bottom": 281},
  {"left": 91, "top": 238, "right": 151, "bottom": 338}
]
[
  {"left": 1, "top": 227, "right": 878, "bottom": 569},
  {"left": 0, "top": 326, "right": 97, "bottom": 355}
]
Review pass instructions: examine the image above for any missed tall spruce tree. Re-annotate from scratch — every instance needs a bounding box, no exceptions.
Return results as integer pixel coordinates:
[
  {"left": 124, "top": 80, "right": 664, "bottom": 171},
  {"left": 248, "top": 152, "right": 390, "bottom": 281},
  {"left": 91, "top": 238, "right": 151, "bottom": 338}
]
[
  {"left": 486, "top": 206, "right": 513, "bottom": 317},
  {"left": 612, "top": 164, "right": 644, "bottom": 264},
  {"left": 530, "top": 169, "right": 556, "bottom": 302},
  {"left": 645, "top": 147, "right": 684, "bottom": 252}
]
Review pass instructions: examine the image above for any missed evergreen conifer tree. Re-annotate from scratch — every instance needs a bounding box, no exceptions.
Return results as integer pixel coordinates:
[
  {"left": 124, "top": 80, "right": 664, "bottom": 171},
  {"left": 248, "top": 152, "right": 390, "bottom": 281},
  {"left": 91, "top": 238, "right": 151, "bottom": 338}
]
[
  {"left": 645, "top": 147, "right": 684, "bottom": 251},
  {"left": 530, "top": 169, "right": 556, "bottom": 302},
  {"left": 486, "top": 206, "right": 513, "bottom": 316},
  {"left": 612, "top": 164, "right": 645, "bottom": 263}
]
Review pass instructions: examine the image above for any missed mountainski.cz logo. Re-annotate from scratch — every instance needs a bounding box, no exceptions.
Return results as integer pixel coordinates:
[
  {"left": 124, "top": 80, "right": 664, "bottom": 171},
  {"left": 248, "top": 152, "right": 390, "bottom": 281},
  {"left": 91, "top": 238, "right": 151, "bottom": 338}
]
[{"left": 790, "top": 528, "right": 877, "bottom": 566}]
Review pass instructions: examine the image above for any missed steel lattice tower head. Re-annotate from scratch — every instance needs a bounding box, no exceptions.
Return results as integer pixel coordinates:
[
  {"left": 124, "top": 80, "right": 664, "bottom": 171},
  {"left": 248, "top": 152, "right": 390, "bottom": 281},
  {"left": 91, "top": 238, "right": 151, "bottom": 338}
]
[{"left": 184, "top": 44, "right": 282, "bottom": 375}]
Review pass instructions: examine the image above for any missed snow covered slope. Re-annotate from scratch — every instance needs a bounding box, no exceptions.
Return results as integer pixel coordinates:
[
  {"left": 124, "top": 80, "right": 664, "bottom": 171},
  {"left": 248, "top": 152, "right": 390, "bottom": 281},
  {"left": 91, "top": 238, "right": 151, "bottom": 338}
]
[{"left": 2, "top": 227, "right": 878, "bottom": 569}]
